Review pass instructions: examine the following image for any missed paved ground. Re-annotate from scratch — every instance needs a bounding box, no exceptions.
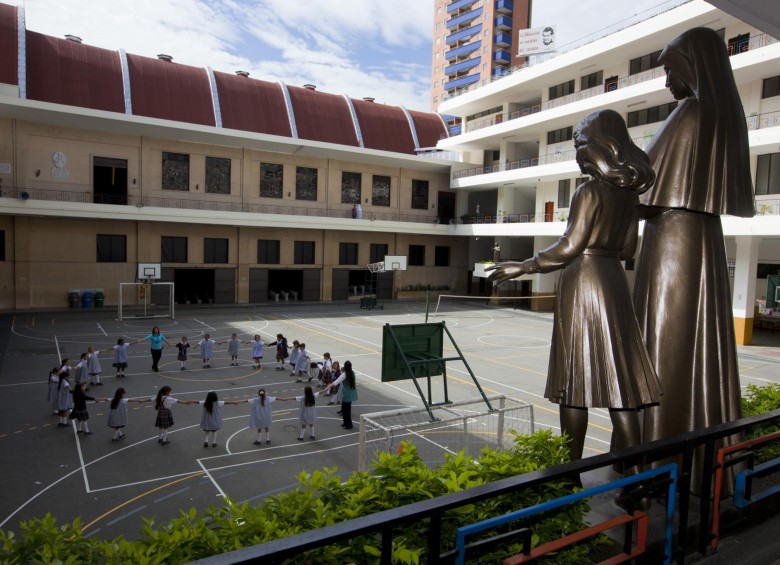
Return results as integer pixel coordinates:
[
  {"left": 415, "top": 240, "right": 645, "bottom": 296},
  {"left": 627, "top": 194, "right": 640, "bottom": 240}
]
[{"left": 0, "top": 299, "right": 778, "bottom": 546}]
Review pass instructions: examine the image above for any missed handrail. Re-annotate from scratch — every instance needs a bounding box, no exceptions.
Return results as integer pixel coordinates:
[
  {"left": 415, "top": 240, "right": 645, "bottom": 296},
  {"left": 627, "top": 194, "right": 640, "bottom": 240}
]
[
  {"left": 192, "top": 408, "right": 780, "bottom": 564},
  {"left": 0, "top": 186, "right": 442, "bottom": 225}
]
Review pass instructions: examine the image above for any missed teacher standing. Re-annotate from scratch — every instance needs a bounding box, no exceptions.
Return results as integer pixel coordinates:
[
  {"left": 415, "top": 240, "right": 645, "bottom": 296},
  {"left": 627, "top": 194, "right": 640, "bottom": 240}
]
[
  {"left": 144, "top": 326, "right": 171, "bottom": 372},
  {"left": 325, "top": 360, "right": 358, "bottom": 430},
  {"left": 633, "top": 28, "right": 754, "bottom": 491}
]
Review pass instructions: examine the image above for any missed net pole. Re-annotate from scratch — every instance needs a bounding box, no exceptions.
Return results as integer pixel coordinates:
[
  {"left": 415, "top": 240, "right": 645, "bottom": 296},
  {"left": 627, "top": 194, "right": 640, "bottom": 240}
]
[
  {"left": 358, "top": 416, "right": 367, "bottom": 473},
  {"left": 118, "top": 284, "right": 123, "bottom": 321},
  {"left": 497, "top": 395, "right": 506, "bottom": 448}
]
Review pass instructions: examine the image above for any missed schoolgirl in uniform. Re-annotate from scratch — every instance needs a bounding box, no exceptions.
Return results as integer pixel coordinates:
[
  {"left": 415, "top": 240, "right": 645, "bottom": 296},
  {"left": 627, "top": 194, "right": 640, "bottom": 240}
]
[
  {"left": 73, "top": 353, "right": 89, "bottom": 387},
  {"left": 289, "top": 340, "right": 300, "bottom": 376},
  {"left": 154, "top": 386, "right": 194, "bottom": 445},
  {"left": 294, "top": 343, "right": 312, "bottom": 383},
  {"left": 268, "top": 333, "right": 290, "bottom": 370},
  {"left": 279, "top": 386, "right": 320, "bottom": 440},
  {"left": 107, "top": 387, "right": 150, "bottom": 441},
  {"left": 198, "top": 391, "right": 239, "bottom": 447},
  {"left": 195, "top": 334, "right": 218, "bottom": 368},
  {"left": 69, "top": 382, "right": 102, "bottom": 434},
  {"left": 176, "top": 337, "right": 191, "bottom": 370},
  {"left": 246, "top": 388, "right": 277, "bottom": 444},
  {"left": 86, "top": 345, "right": 106, "bottom": 386},
  {"left": 318, "top": 352, "right": 333, "bottom": 387},
  {"left": 112, "top": 338, "right": 136, "bottom": 378},
  {"left": 244, "top": 335, "right": 264, "bottom": 370},
  {"left": 326, "top": 361, "right": 341, "bottom": 404},
  {"left": 226, "top": 334, "right": 241, "bottom": 366},
  {"left": 48, "top": 367, "right": 60, "bottom": 415},
  {"left": 55, "top": 365, "right": 74, "bottom": 427}
]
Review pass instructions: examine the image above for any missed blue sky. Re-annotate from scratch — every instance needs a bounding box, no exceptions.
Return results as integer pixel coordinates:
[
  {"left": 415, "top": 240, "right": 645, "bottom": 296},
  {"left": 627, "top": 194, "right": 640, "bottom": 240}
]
[{"left": 15, "top": 0, "right": 672, "bottom": 111}]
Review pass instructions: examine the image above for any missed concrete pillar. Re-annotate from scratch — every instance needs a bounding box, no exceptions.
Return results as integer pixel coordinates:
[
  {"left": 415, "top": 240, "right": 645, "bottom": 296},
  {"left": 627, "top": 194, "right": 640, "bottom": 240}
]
[
  {"left": 732, "top": 235, "right": 759, "bottom": 345},
  {"left": 530, "top": 236, "right": 558, "bottom": 311}
]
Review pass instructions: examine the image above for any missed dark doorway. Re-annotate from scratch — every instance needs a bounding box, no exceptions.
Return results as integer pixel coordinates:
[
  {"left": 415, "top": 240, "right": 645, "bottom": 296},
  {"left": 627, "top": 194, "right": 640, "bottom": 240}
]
[
  {"left": 93, "top": 157, "right": 128, "bottom": 205},
  {"left": 249, "top": 268, "right": 269, "bottom": 302},
  {"left": 175, "top": 269, "right": 215, "bottom": 304},
  {"left": 268, "top": 269, "right": 303, "bottom": 301},
  {"left": 332, "top": 269, "right": 350, "bottom": 301},
  {"left": 437, "top": 191, "right": 456, "bottom": 224}
]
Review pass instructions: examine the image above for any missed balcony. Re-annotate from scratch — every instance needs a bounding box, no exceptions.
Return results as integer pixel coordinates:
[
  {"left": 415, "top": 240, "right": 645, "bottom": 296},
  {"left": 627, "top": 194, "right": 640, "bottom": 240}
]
[
  {"left": 495, "top": 0, "right": 513, "bottom": 14},
  {"left": 445, "top": 39, "right": 481, "bottom": 60},
  {"left": 446, "top": 0, "right": 480, "bottom": 13},
  {"left": 495, "top": 15, "right": 512, "bottom": 30},
  {"left": 494, "top": 50, "right": 511, "bottom": 64},
  {"left": 444, "top": 57, "right": 481, "bottom": 76},
  {"left": 444, "top": 73, "right": 481, "bottom": 91},
  {"left": 494, "top": 32, "right": 512, "bottom": 47},
  {"left": 446, "top": 7, "right": 483, "bottom": 29},
  {"left": 446, "top": 23, "right": 482, "bottom": 45}
]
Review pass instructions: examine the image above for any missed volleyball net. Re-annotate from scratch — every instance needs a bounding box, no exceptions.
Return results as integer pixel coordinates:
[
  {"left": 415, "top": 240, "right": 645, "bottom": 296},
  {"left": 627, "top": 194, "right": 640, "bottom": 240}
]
[{"left": 431, "top": 294, "right": 556, "bottom": 319}]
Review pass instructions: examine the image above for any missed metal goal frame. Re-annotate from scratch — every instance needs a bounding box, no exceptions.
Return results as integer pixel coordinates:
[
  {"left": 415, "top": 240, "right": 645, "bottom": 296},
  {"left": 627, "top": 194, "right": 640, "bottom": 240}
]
[{"left": 117, "top": 281, "right": 175, "bottom": 321}]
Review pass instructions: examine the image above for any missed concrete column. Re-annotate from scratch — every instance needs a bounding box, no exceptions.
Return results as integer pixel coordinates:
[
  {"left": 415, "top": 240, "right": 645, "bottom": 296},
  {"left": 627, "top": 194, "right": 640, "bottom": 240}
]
[
  {"left": 530, "top": 236, "right": 558, "bottom": 311},
  {"left": 732, "top": 235, "right": 760, "bottom": 345}
]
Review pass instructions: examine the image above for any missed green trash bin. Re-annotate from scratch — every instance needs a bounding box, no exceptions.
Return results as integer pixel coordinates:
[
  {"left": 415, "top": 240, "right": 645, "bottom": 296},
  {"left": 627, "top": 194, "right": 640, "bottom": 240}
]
[{"left": 94, "top": 291, "right": 105, "bottom": 308}]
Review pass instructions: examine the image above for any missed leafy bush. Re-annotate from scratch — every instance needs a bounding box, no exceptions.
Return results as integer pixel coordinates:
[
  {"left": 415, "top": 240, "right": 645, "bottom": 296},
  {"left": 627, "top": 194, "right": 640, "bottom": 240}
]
[
  {"left": 742, "top": 383, "right": 780, "bottom": 463},
  {"left": 0, "top": 431, "right": 596, "bottom": 564}
]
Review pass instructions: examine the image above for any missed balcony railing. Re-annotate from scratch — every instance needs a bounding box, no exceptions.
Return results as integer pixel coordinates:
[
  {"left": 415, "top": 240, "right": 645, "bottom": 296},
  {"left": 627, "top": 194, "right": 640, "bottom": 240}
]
[
  {"left": 446, "top": 6, "right": 483, "bottom": 29},
  {"left": 445, "top": 39, "right": 481, "bottom": 60},
  {"left": 444, "top": 73, "right": 481, "bottom": 91},
  {"left": 460, "top": 77, "right": 780, "bottom": 137},
  {"left": 495, "top": 15, "right": 512, "bottom": 29},
  {"left": 444, "top": 57, "right": 481, "bottom": 76},
  {"left": 0, "top": 186, "right": 442, "bottom": 224},
  {"left": 446, "top": 0, "right": 480, "bottom": 14},
  {"left": 442, "top": 0, "right": 778, "bottom": 102},
  {"left": 446, "top": 23, "right": 482, "bottom": 45}
]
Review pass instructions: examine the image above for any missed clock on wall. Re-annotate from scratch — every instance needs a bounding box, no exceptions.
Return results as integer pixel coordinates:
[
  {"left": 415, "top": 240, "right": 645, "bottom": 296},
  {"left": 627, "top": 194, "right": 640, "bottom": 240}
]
[{"left": 52, "top": 151, "right": 67, "bottom": 169}]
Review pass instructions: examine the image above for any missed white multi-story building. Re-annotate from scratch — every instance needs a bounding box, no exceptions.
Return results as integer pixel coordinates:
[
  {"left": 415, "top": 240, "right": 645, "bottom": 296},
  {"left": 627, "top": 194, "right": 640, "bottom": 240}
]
[{"left": 437, "top": 0, "right": 780, "bottom": 344}]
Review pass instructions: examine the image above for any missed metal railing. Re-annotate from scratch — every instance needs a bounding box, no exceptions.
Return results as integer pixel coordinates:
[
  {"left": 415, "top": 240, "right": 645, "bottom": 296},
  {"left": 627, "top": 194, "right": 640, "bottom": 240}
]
[
  {"left": 0, "top": 186, "right": 442, "bottom": 225},
  {"left": 193, "top": 408, "right": 780, "bottom": 564}
]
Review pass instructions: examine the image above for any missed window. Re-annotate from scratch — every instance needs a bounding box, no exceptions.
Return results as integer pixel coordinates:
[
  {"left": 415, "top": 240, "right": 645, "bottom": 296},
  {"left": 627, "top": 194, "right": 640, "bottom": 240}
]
[
  {"left": 756, "top": 153, "right": 780, "bottom": 195},
  {"left": 435, "top": 246, "right": 450, "bottom": 267},
  {"left": 546, "top": 126, "right": 573, "bottom": 144},
  {"left": 96, "top": 234, "right": 126, "bottom": 262},
  {"left": 549, "top": 79, "right": 575, "bottom": 100},
  {"left": 341, "top": 171, "right": 362, "bottom": 204},
  {"left": 204, "top": 238, "right": 228, "bottom": 263},
  {"left": 370, "top": 243, "right": 388, "bottom": 264},
  {"left": 260, "top": 163, "right": 284, "bottom": 198},
  {"left": 296, "top": 166, "right": 318, "bottom": 201},
  {"left": 762, "top": 75, "right": 780, "bottom": 99},
  {"left": 205, "top": 156, "right": 230, "bottom": 194},
  {"left": 558, "top": 179, "right": 571, "bottom": 208},
  {"left": 294, "top": 241, "right": 315, "bottom": 264},
  {"left": 627, "top": 102, "right": 677, "bottom": 127},
  {"left": 339, "top": 242, "right": 359, "bottom": 265},
  {"left": 161, "top": 236, "right": 187, "bottom": 263},
  {"left": 411, "top": 179, "right": 429, "bottom": 210},
  {"left": 629, "top": 50, "right": 662, "bottom": 75},
  {"left": 757, "top": 263, "right": 780, "bottom": 278},
  {"left": 575, "top": 176, "right": 589, "bottom": 187},
  {"left": 580, "top": 70, "right": 603, "bottom": 90},
  {"left": 408, "top": 244, "right": 425, "bottom": 266},
  {"left": 162, "top": 152, "right": 189, "bottom": 191},
  {"left": 257, "top": 239, "right": 280, "bottom": 264},
  {"left": 0, "top": 230, "right": 5, "bottom": 261},
  {"left": 371, "top": 175, "right": 391, "bottom": 206}
]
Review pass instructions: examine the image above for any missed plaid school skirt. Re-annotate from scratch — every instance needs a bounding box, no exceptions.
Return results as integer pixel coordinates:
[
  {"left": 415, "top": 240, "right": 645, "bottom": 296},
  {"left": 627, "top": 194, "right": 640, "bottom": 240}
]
[{"left": 155, "top": 408, "right": 174, "bottom": 428}]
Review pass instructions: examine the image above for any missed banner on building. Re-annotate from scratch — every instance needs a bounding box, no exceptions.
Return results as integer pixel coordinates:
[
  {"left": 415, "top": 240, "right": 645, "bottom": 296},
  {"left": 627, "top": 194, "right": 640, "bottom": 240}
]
[{"left": 517, "top": 26, "right": 556, "bottom": 56}]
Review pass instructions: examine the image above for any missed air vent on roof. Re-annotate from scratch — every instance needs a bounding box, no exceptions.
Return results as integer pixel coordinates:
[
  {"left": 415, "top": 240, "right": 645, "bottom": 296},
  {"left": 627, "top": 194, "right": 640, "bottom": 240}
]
[
  {"left": 236, "top": 70, "right": 250, "bottom": 77},
  {"left": 157, "top": 54, "right": 173, "bottom": 62},
  {"left": 64, "top": 35, "right": 82, "bottom": 43},
  {"left": 363, "top": 97, "right": 375, "bottom": 103},
  {"left": 303, "top": 84, "right": 316, "bottom": 90}
]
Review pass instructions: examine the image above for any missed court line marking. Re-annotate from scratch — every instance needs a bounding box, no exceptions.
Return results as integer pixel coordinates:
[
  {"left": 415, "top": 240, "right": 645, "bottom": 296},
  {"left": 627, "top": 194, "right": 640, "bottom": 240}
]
[{"left": 73, "top": 422, "right": 92, "bottom": 492}]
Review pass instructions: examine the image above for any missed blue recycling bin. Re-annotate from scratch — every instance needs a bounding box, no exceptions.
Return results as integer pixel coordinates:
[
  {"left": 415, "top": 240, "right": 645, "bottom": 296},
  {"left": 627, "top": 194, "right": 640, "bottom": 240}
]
[{"left": 81, "top": 291, "right": 93, "bottom": 309}]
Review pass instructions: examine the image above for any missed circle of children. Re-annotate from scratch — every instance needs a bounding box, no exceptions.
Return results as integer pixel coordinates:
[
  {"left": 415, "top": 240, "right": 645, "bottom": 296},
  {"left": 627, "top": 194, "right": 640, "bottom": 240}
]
[{"left": 47, "top": 329, "right": 358, "bottom": 446}]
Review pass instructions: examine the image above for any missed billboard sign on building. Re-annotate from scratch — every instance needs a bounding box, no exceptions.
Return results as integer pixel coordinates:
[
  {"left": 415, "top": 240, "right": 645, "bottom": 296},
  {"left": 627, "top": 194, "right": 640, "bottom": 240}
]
[{"left": 517, "top": 26, "right": 556, "bottom": 56}]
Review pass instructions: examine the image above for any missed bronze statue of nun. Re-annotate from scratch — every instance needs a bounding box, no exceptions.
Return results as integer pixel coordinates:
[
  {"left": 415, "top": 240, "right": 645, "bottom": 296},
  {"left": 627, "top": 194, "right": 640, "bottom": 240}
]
[{"left": 634, "top": 27, "right": 754, "bottom": 492}]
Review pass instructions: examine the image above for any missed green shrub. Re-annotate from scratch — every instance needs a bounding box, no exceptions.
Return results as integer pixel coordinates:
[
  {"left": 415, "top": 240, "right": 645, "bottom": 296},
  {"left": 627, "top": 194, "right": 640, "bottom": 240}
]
[
  {"left": 742, "top": 383, "right": 780, "bottom": 463},
  {"left": 0, "top": 431, "right": 597, "bottom": 564}
]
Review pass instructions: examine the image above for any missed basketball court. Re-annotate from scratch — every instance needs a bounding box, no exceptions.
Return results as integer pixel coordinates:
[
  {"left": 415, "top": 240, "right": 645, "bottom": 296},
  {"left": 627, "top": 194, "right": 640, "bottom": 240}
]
[{"left": 1, "top": 298, "right": 778, "bottom": 542}]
